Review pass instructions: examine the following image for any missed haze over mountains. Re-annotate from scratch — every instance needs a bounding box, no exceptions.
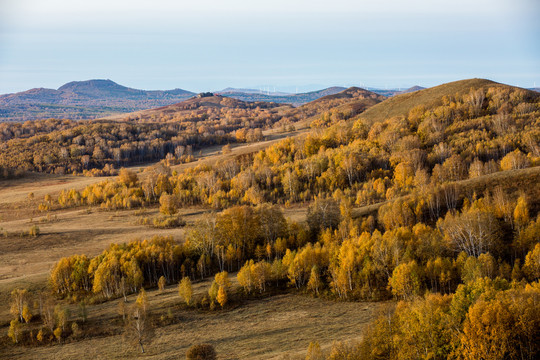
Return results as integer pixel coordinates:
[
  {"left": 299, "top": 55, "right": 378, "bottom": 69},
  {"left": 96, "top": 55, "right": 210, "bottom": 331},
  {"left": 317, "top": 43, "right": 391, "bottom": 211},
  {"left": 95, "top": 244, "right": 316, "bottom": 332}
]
[
  {"left": 215, "top": 86, "right": 348, "bottom": 106},
  {"left": 0, "top": 80, "right": 427, "bottom": 122},
  {"left": 0, "top": 80, "right": 196, "bottom": 122},
  {"left": 1, "top": 79, "right": 536, "bottom": 123}
]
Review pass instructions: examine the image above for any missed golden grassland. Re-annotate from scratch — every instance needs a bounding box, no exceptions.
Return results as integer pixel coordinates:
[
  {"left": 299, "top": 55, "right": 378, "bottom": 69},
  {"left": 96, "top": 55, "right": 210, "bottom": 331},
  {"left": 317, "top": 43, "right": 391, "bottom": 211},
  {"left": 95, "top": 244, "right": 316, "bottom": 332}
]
[{"left": 1, "top": 276, "right": 385, "bottom": 359}]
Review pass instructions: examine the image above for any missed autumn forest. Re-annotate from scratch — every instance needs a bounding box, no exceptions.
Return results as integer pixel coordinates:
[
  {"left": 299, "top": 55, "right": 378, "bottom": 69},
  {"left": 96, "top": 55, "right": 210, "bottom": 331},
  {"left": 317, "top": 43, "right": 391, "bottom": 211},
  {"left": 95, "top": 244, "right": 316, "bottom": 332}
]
[{"left": 0, "top": 78, "right": 539, "bottom": 359}]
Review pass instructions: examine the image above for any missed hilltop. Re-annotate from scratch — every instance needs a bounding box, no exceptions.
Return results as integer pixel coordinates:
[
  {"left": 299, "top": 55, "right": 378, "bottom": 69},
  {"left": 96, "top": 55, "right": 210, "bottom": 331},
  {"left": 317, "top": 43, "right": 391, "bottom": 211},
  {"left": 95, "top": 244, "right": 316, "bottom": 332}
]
[
  {"left": 308, "top": 87, "right": 382, "bottom": 103},
  {"left": 57, "top": 79, "right": 193, "bottom": 100},
  {"left": 356, "top": 78, "right": 539, "bottom": 124},
  {"left": 105, "top": 93, "right": 291, "bottom": 122},
  {"left": 400, "top": 85, "right": 425, "bottom": 93},
  {"left": 298, "top": 87, "right": 386, "bottom": 127}
]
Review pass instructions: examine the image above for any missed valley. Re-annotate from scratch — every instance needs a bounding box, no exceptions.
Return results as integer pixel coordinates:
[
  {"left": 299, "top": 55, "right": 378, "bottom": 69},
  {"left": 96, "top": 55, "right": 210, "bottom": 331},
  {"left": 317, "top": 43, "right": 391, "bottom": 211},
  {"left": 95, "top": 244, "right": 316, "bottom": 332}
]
[{"left": 0, "top": 79, "right": 539, "bottom": 359}]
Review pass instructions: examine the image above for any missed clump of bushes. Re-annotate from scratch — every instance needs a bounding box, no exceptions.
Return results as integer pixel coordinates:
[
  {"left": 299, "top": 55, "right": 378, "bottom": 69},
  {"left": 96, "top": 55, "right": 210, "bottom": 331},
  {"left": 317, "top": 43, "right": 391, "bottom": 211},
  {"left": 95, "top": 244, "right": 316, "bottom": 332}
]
[
  {"left": 186, "top": 344, "right": 217, "bottom": 360},
  {"left": 136, "top": 215, "right": 185, "bottom": 228}
]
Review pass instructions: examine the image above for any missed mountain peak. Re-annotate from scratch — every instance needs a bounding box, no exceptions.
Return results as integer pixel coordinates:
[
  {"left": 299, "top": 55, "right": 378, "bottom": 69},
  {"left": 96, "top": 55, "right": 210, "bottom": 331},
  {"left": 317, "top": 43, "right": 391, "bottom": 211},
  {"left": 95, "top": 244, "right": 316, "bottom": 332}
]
[
  {"left": 402, "top": 85, "right": 425, "bottom": 93},
  {"left": 0, "top": 79, "right": 196, "bottom": 121},
  {"left": 58, "top": 79, "right": 115, "bottom": 89},
  {"left": 58, "top": 79, "right": 127, "bottom": 92},
  {"left": 56, "top": 79, "right": 147, "bottom": 99}
]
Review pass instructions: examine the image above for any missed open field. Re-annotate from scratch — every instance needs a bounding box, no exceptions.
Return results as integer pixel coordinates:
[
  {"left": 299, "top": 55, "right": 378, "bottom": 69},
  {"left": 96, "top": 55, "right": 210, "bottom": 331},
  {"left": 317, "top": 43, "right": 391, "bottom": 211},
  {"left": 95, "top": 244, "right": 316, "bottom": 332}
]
[{"left": 2, "top": 276, "right": 386, "bottom": 360}]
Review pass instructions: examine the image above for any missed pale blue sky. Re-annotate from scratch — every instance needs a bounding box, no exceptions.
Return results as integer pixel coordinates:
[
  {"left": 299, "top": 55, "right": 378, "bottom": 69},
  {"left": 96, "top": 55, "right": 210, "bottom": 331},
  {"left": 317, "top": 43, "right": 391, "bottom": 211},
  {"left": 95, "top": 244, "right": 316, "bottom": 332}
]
[{"left": 1, "top": 0, "right": 538, "bottom": 93}]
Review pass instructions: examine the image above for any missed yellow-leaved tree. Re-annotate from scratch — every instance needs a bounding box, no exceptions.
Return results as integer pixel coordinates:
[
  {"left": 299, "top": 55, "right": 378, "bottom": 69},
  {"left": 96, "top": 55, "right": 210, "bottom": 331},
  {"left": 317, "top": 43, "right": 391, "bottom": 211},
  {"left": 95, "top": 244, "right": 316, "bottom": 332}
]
[
  {"left": 125, "top": 288, "right": 154, "bottom": 354},
  {"left": 513, "top": 196, "right": 530, "bottom": 230},
  {"left": 217, "top": 286, "right": 227, "bottom": 308},
  {"left": 523, "top": 243, "right": 540, "bottom": 281},
  {"left": 10, "top": 288, "right": 29, "bottom": 323},
  {"left": 158, "top": 276, "right": 166, "bottom": 293},
  {"left": 389, "top": 261, "right": 422, "bottom": 300},
  {"left": 178, "top": 277, "right": 193, "bottom": 306},
  {"left": 8, "top": 319, "right": 22, "bottom": 343}
]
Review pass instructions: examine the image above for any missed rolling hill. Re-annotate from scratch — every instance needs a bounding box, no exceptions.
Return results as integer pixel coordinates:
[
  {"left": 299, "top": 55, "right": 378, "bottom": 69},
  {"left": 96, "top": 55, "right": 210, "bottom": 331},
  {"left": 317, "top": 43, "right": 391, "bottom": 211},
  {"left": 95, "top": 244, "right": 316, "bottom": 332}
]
[
  {"left": 356, "top": 78, "right": 539, "bottom": 124},
  {"left": 104, "top": 93, "right": 292, "bottom": 122},
  {"left": 400, "top": 85, "right": 425, "bottom": 93},
  {"left": 297, "top": 87, "right": 386, "bottom": 124}
]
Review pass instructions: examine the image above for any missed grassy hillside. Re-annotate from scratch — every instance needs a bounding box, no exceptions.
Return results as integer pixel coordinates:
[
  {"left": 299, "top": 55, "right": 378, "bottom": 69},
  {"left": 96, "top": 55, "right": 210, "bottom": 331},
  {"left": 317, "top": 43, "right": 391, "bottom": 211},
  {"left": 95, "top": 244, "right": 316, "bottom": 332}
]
[
  {"left": 357, "top": 78, "right": 538, "bottom": 124},
  {"left": 0, "top": 278, "right": 384, "bottom": 359}
]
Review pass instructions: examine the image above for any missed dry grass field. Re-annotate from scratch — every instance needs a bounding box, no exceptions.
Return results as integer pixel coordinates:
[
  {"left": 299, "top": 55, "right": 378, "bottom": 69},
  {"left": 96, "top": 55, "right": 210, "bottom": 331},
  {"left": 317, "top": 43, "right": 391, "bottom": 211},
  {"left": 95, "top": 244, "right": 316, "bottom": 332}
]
[
  {"left": 0, "top": 133, "right": 294, "bottom": 293},
  {"left": 2, "top": 274, "right": 386, "bottom": 360}
]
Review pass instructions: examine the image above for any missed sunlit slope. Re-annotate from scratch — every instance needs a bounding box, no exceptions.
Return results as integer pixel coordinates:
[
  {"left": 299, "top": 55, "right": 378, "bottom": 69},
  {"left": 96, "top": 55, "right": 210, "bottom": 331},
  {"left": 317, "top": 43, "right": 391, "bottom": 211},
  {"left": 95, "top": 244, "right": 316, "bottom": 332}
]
[{"left": 356, "top": 78, "right": 540, "bottom": 124}]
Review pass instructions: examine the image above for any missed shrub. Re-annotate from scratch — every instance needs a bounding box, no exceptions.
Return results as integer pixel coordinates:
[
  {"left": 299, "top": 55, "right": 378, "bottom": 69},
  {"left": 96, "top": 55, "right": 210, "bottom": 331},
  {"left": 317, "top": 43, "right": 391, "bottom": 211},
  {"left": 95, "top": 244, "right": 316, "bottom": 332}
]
[
  {"left": 152, "top": 215, "right": 185, "bottom": 228},
  {"left": 28, "top": 225, "right": 40, "bottom": 237},
  {"left": 186, "top": 344, "right": 217, "bottom": 360}
]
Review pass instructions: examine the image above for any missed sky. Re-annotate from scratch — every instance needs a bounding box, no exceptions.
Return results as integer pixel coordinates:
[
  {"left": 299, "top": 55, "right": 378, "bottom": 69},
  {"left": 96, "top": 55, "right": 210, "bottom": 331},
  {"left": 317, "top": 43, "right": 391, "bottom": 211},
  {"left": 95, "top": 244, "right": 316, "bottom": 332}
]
[{"left": 0, "top": 0, "right": 539, "bottom": 94}]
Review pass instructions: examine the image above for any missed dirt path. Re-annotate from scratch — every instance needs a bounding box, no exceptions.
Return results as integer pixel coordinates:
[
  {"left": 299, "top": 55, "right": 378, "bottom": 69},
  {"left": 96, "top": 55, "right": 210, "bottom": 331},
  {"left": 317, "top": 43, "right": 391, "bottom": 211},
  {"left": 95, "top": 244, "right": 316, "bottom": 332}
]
[{"left": 0, "top": 126, "right": 311, "bottom": 207}]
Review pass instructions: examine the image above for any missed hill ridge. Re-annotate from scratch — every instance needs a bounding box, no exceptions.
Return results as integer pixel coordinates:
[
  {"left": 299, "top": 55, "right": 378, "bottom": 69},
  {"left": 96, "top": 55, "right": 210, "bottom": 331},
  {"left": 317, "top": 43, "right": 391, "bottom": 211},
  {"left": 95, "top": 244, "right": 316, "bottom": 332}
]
[{"left": 356, "top": 78, "right": 539, "bottom": 124}]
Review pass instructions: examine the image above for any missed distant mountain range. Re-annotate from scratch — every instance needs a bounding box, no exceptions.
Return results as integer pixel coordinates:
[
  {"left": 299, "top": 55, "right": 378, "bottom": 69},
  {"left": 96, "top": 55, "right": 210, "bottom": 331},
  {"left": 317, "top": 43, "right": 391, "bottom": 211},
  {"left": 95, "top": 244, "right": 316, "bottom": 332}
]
[
  {"left": 217, "top": 87, "right": 348, "bottom": 106},
  {"left": 366, "top": 85, "right": 426, "bottom": 97},
  {"left": 0, "top": 80, "right": 432, "bottom": 122},
  {"left": 0, "top": 80, "right": 195, "bottom": 122},
  {"left": 217, "top": 87, "right": 292, "bottom": 96}
]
